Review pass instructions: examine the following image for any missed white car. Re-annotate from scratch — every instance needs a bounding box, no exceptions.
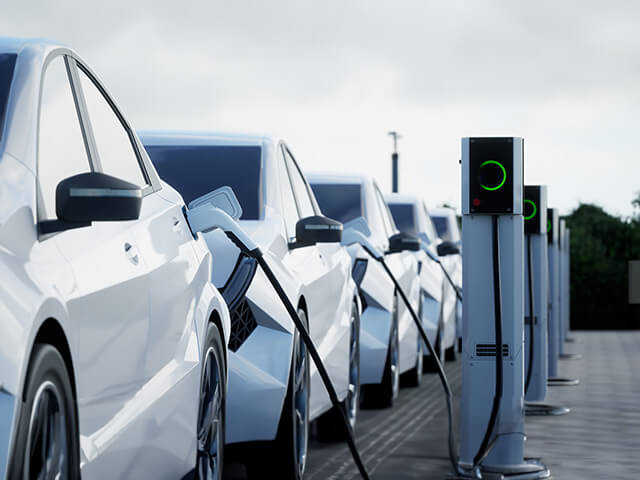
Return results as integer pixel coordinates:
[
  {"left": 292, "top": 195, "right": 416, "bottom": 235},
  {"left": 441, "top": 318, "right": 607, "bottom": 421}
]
[
  {"left": 308, "top": 174, "right": 421, "bottom": 407},
  {"left": 140, "top": 132, "right": 360, "bottom": 479},
  {"left": 430, "top": 206, "right": 463, "bottom": 347},
  {"left": 0, "top": 39, "right": 230, "bottom": 479},
  {"left": 386, "top": 194, "right": 458, "bottom": 363}
]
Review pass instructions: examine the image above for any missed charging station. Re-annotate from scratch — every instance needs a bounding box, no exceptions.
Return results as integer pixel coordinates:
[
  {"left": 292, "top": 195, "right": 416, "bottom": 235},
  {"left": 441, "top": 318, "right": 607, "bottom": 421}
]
[
  {"left": 547, "top": 213, "right": 579, "bottom": 385},
  {"left": 459, "top": 137, "right": 550, "bottom": 478},
  {"left": 558, "top": 224, "right": 580, "bottom": 360},
  {"left": 523, "top": 185, "right": 548, "bottom": 403}
]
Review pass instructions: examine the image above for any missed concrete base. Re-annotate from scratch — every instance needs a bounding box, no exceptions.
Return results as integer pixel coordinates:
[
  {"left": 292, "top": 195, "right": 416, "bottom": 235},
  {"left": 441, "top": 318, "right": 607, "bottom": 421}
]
[
  {"left": 547, "top": 377, "right": 580, "bottom": 387},
  {"left": 525, "top": 403, "right": 570, "bottom": 416}
]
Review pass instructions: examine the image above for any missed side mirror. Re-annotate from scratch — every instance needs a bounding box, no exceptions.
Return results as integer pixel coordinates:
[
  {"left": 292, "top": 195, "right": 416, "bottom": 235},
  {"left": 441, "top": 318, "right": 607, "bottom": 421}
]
[
  {"left": 291, "top": 215, "right": 342, "bottom": 249},
  {"left": 437, "top": 240, "right": 460, "bottom": 256},
  {"left": 388, "top": 232, "right": 421, "bottom": 253},
  {"left": 39, "top": 172, "right": 142, "bottom": 234}
]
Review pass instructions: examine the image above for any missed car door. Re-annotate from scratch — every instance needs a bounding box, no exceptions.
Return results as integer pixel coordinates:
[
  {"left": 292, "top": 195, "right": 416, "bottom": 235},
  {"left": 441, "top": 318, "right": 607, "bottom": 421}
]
[
  {"left": 279, "top": 146, "right": 349, "bottom": 411},
  {"left": 74, "top": 62, "right": 200, "bottom": 476},
  {"left": 36, "top": 54, "right": 152, "bottom": 477}
]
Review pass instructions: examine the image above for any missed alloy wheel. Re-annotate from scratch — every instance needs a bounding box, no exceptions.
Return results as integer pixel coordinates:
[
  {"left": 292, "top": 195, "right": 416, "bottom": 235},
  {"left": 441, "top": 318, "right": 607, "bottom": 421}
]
[
  {"left": 346, "top": 308, "right": 360, "bottom": 427},
  {"left": 293, "top": 329, "right": 309, "bottom": 478},
  {"left": 24, "top": 380, "right": 69, "bottom": 480},
  {"left": 197, "top": 347, "right": 223, "bottom": 480}
]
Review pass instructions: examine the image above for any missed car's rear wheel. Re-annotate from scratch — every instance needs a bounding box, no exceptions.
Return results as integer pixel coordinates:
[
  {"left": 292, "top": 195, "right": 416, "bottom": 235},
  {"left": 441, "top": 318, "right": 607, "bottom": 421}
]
[
  {"left": 362, "top": 294, "right": 399, "bottom": 408},
  {"left": 316, "top": 301, "right": 360, "bottom": 440},
  {"left": 10, "top": 343, "right": 79, "bottom": 480},
  {"left": 248, "top": 308, "right": 309, "bottom": 479},
  {"left": 196, "top": 323, "right": 226, "bottom": 480}
]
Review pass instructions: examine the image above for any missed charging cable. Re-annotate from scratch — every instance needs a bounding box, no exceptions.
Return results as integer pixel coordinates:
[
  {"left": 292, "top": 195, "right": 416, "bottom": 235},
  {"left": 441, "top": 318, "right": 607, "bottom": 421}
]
[
  {"left": 189, "top": 206, "right": 370, "bottom": 480},
  {"left": 420, "top": 242, "right": 463, "bottom": 302},
  {"left": 525, "top": 234, "right": 535, "bottom": 394}
]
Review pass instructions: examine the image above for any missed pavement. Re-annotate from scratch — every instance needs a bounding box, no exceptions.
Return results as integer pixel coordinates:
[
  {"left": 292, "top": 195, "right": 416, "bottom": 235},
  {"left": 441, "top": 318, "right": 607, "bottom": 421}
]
[{"left": 226, "top": 331, "right": 640, "bottom": 479}]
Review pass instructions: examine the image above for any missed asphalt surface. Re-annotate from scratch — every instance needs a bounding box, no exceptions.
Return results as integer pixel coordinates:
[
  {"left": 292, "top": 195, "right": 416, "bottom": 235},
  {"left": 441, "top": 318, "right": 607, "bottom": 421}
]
[{"left": 226, "top": 331, "right": 640, "bottom": 479}]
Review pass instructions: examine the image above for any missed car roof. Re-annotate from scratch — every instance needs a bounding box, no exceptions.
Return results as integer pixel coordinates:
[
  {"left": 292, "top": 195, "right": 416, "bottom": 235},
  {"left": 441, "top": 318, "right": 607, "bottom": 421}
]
[
  {"left": 306, "top": 172, "right": 368, "bottom": 185},
  {"left": 138, "top": 130, "right": 272, "bottom": 147},
  {"left": 430, "top": 206, "right": 456, "bottom": 217},
  {"left": 0, "top": 37, "right": 64, "bottom": 56},
  {"left": 385, "top": 192, "right": 418, "bottom": 204}
]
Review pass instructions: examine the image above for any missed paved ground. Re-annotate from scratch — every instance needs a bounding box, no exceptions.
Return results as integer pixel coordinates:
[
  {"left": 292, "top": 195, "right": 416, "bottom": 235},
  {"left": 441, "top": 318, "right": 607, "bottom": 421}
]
[{"left": 226, "top": 331, "right": 640, "bottom": 479}]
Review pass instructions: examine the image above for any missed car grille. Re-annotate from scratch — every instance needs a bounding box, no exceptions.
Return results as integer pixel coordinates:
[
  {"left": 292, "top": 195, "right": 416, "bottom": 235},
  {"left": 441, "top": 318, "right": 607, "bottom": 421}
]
[{"left": 229, "top": 298, "right": 258, "bottom": 352}]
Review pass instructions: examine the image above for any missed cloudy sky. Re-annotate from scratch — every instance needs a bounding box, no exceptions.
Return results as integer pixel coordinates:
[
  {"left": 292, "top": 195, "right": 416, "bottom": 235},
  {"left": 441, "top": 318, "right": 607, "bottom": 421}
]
[{"left": 4, "top": 1, "right": 639, "bottom": 216}]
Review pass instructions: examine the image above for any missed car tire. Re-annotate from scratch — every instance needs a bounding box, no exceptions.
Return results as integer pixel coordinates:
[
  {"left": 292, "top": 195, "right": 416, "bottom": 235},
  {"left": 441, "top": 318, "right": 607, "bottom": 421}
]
[
  {"left": 316, "top": 300, "right": 360, "bottom": 441},
  {"left": 247, "top": 308, "right": 310, "bottom": 479},
  {"left": 196, "top": 323, "right": 226, "bottom": 480},
  {"left": 401, "top": 293, "right": 424, "bottom": 387},
  {"left": 362, "top": 294, "right": 399, "bottom": 409},
  {"left": 9, "top": 343, "right": 80, "bottom": 480},
  {"left": 445, "top": 343, "right": 457, "bottom": 362}
]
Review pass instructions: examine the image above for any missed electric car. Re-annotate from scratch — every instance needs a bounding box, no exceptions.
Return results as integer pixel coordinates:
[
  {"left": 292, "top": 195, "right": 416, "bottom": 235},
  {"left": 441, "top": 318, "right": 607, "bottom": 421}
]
[
  {"left": 140, "top": 132, "right": 360, "bottom": 479},
  {"left": 0, "top": 39, "right": 231, "bottom": 479},
  {"left": 386, "top": 194, "right": 459, "bottom": 363},
  {"left": 430, "top": 206, "right": 463, "bottom": 346},
  {"left": 308, "top": 174, "right": 421, "bottom": 406}
]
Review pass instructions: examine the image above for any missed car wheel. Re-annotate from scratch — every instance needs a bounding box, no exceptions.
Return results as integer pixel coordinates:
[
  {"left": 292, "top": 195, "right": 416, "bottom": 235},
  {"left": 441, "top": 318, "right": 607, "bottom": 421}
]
[
  {"left": 445, "top": 343, "right": 458, "bottom": 362},
  {"left": 316, "top": 300, "right": 360, "bottom": 440},
  {"left": 362, "top": 293, "right": 399, "bottom": 408},
  {"left": 249, "top": 309, "right": 310, "bottom": 479},
  {"left": 196, "top": 323, "right": 226, "bottom": 480},
  {"left": 9, "top": 343, "right": 80, "bottom": 480},
  {"left": 401, "top": 335, "right": 423, "bottom": 387}
]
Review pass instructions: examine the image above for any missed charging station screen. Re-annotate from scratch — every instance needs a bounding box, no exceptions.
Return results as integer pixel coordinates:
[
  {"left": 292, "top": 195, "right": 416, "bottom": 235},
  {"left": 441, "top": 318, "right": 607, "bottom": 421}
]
[
  {"left": 524, "top": 186, "right": 542, "bottom": 234},
  {"left": 469, "top": 138, "right": 514, "bottom": 214}
]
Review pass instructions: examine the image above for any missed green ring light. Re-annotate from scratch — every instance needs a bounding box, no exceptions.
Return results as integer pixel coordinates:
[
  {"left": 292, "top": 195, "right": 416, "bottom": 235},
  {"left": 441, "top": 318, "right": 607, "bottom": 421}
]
[
  {"left": 524, "top": 200, "right": 537, "bottom": 220},
  {"left": 547, "top": 219, "right": 552, "bottom": 233},
  {"left": 479, "top": 160, "right": 507, "bottom": 191}
]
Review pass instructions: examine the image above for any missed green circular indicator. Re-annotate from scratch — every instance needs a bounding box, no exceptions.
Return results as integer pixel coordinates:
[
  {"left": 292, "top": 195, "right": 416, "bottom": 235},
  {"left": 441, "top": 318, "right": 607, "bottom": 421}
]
[
  {"left": 479, "top": 160, "right": 507, "bottom": 191},
  {"left": 524, "top": 200, "right": 537, "bottom": 220},
  {"left": 547, "top": 219, "right": 552, "bottom": 232}
]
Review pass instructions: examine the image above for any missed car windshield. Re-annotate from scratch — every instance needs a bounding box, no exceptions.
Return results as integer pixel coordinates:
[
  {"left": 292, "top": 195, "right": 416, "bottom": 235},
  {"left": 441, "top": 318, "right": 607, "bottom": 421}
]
[
  {"left": 388, "top": 203, "right": 417, "bottom": 236},
  {"left": 310, "top": 183, "right": 362, "bottom": 224},
  {"left": 145, "top": 144, "right": 262, "bottom": 220},
  {"left": 431, "top": 215, "right": 449, "bottom": 239},
  {"left": 0, "top": 54, "right": 17, "bottom": 145}
]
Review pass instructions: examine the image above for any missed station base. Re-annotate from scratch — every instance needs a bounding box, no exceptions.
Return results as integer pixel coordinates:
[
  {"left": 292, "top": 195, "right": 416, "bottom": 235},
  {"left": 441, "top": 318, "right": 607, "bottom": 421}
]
[
  {"left": 525, "top": 402, "right": 570, "bottom": 416},
  {"left": 449, "top": 459, "right": 552, "bottom": 480},
  {"left": 559, "top": 353, "right": 582, "bottom": 360},
  {"left": 547, "top": 377, "right": 580, "bottom": 387}
]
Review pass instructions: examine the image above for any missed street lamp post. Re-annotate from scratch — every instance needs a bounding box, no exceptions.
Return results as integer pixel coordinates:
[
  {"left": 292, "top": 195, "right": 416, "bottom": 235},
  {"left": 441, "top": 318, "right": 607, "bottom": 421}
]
[{"left": 388, "top": 131, "right": 402, "bottom": 193}]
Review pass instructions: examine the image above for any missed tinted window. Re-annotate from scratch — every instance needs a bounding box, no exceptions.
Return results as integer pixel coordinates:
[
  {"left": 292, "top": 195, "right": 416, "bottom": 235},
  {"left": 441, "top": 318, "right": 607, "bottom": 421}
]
[
  {"left": 78, "top": 67, "right": 146, "bottom": 187},
  {"left": 431, "top": 215, "right": 449, "bottom": 239},
  {"left": 146, "top": 145, "right": 262, "bottom": 220},
  {"left": 38, "top": 56, "right": 92, "bottom": 221},
  {"left": 388, "top": 203, "right": 417, "bottom": 236},
  {"left": 0, "top": 54, "right": 17, "bottom": 144},
  {"left": 310, "top": 183, "right": 362, "bottom": 224}
]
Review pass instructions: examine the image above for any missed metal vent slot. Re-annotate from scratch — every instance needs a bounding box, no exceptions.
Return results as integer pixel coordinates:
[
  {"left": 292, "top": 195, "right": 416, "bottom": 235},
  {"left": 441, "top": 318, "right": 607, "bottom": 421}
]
[
  {"left": 475, "top": 343, "right": 510, "bottom": 357},
  {"left": 229, "top": 298, "right": 258, "bottom": 352}
]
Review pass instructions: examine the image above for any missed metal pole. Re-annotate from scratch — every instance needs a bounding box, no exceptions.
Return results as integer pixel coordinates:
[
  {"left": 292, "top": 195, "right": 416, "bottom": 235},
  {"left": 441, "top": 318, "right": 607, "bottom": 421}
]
[{"left": 388, "top": 131, "right": 401, "bottom": 193}]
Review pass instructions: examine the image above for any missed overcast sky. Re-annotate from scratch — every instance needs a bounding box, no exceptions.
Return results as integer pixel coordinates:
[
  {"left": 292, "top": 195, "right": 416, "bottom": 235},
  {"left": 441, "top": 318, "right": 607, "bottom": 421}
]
[{"left": 3, "top": 1, "right": 639, "bottom": 216}]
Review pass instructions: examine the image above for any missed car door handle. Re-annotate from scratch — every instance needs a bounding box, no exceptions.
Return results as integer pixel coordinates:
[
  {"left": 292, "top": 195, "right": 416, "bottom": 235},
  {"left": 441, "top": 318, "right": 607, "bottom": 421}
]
[
  {"left": 172, "top": 216, "right": 183, "bottom": 233},
  {"left": 124, "top": 242, "right": 140, "bottom": 265}
]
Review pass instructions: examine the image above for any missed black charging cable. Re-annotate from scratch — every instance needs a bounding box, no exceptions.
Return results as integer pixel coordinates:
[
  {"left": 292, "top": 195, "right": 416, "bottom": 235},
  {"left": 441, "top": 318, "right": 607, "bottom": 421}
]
[
  {"left": 525, "top": 234, "right": 535, "bottom": 394},
  {"left": 470, "top": 215, "right": 504, "bottom": 469},
  {"left": 223, "top": 237, "right": 370, "bottom": 480}
]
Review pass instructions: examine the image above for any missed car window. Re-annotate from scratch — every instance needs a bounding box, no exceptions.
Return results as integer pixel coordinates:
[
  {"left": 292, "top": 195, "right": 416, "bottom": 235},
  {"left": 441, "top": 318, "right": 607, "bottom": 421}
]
[
  {"left": 145, "top": 144, "right": 263, "bottom": 220},
  {"left": 431, "top": 215, "right": 450, "bottom": 240},
  {"left": 310, "top": 183, "right": 362, "bottom": 224},
  {"left": 422, "top": 204, "right": 438, "bottom": 244},
  {"left": 38, "top": 56, "right": 92, "bottom": 222},
  {"left": 373, "top": 184, "right": 396, "bottom": 237},
  {"left": 278, "top": 148, "right": 299, "bottom": 238},
  {"left": 0, "top": 53, "right": 17, "bottom": 144},
  {"left": 283, "top": 148, "right": 315, "bottom": 218},
  {"left": 77, "top": 67, "right": 146, "bottom": 187},
  {"left": 388, "top": 203, "right": 417, "bottom": 236}
]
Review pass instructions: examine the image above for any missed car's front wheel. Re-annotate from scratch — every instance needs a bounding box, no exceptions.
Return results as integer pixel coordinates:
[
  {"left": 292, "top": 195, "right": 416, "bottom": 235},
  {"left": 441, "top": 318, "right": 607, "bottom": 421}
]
[
  {"left": 248, "top": 308, "right": 310, "bottom": 479},
  {"left": 316, "top": 300, "right": 360, "bottom": 440},
  {"left": 10, "top": 343, "right": 80, "bottom": 480},
  {"left": 196, "top": 323, "right": 226, "bottom": 480}
]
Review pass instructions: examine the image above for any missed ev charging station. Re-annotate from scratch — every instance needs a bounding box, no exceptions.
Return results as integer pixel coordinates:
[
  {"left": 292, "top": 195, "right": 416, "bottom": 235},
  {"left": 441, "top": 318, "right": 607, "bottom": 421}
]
[
  {"left": 559, "top": 224, "right": 580, "bottom": 360},
  {"left": 523, "top": 185, "right": 548, "bottom": 403},
  {"left": 459, "top": 137, "right": 551, "bottom": 479},
  {"left": 547, "top": 212, "right": 579, "bottom": 386}
]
